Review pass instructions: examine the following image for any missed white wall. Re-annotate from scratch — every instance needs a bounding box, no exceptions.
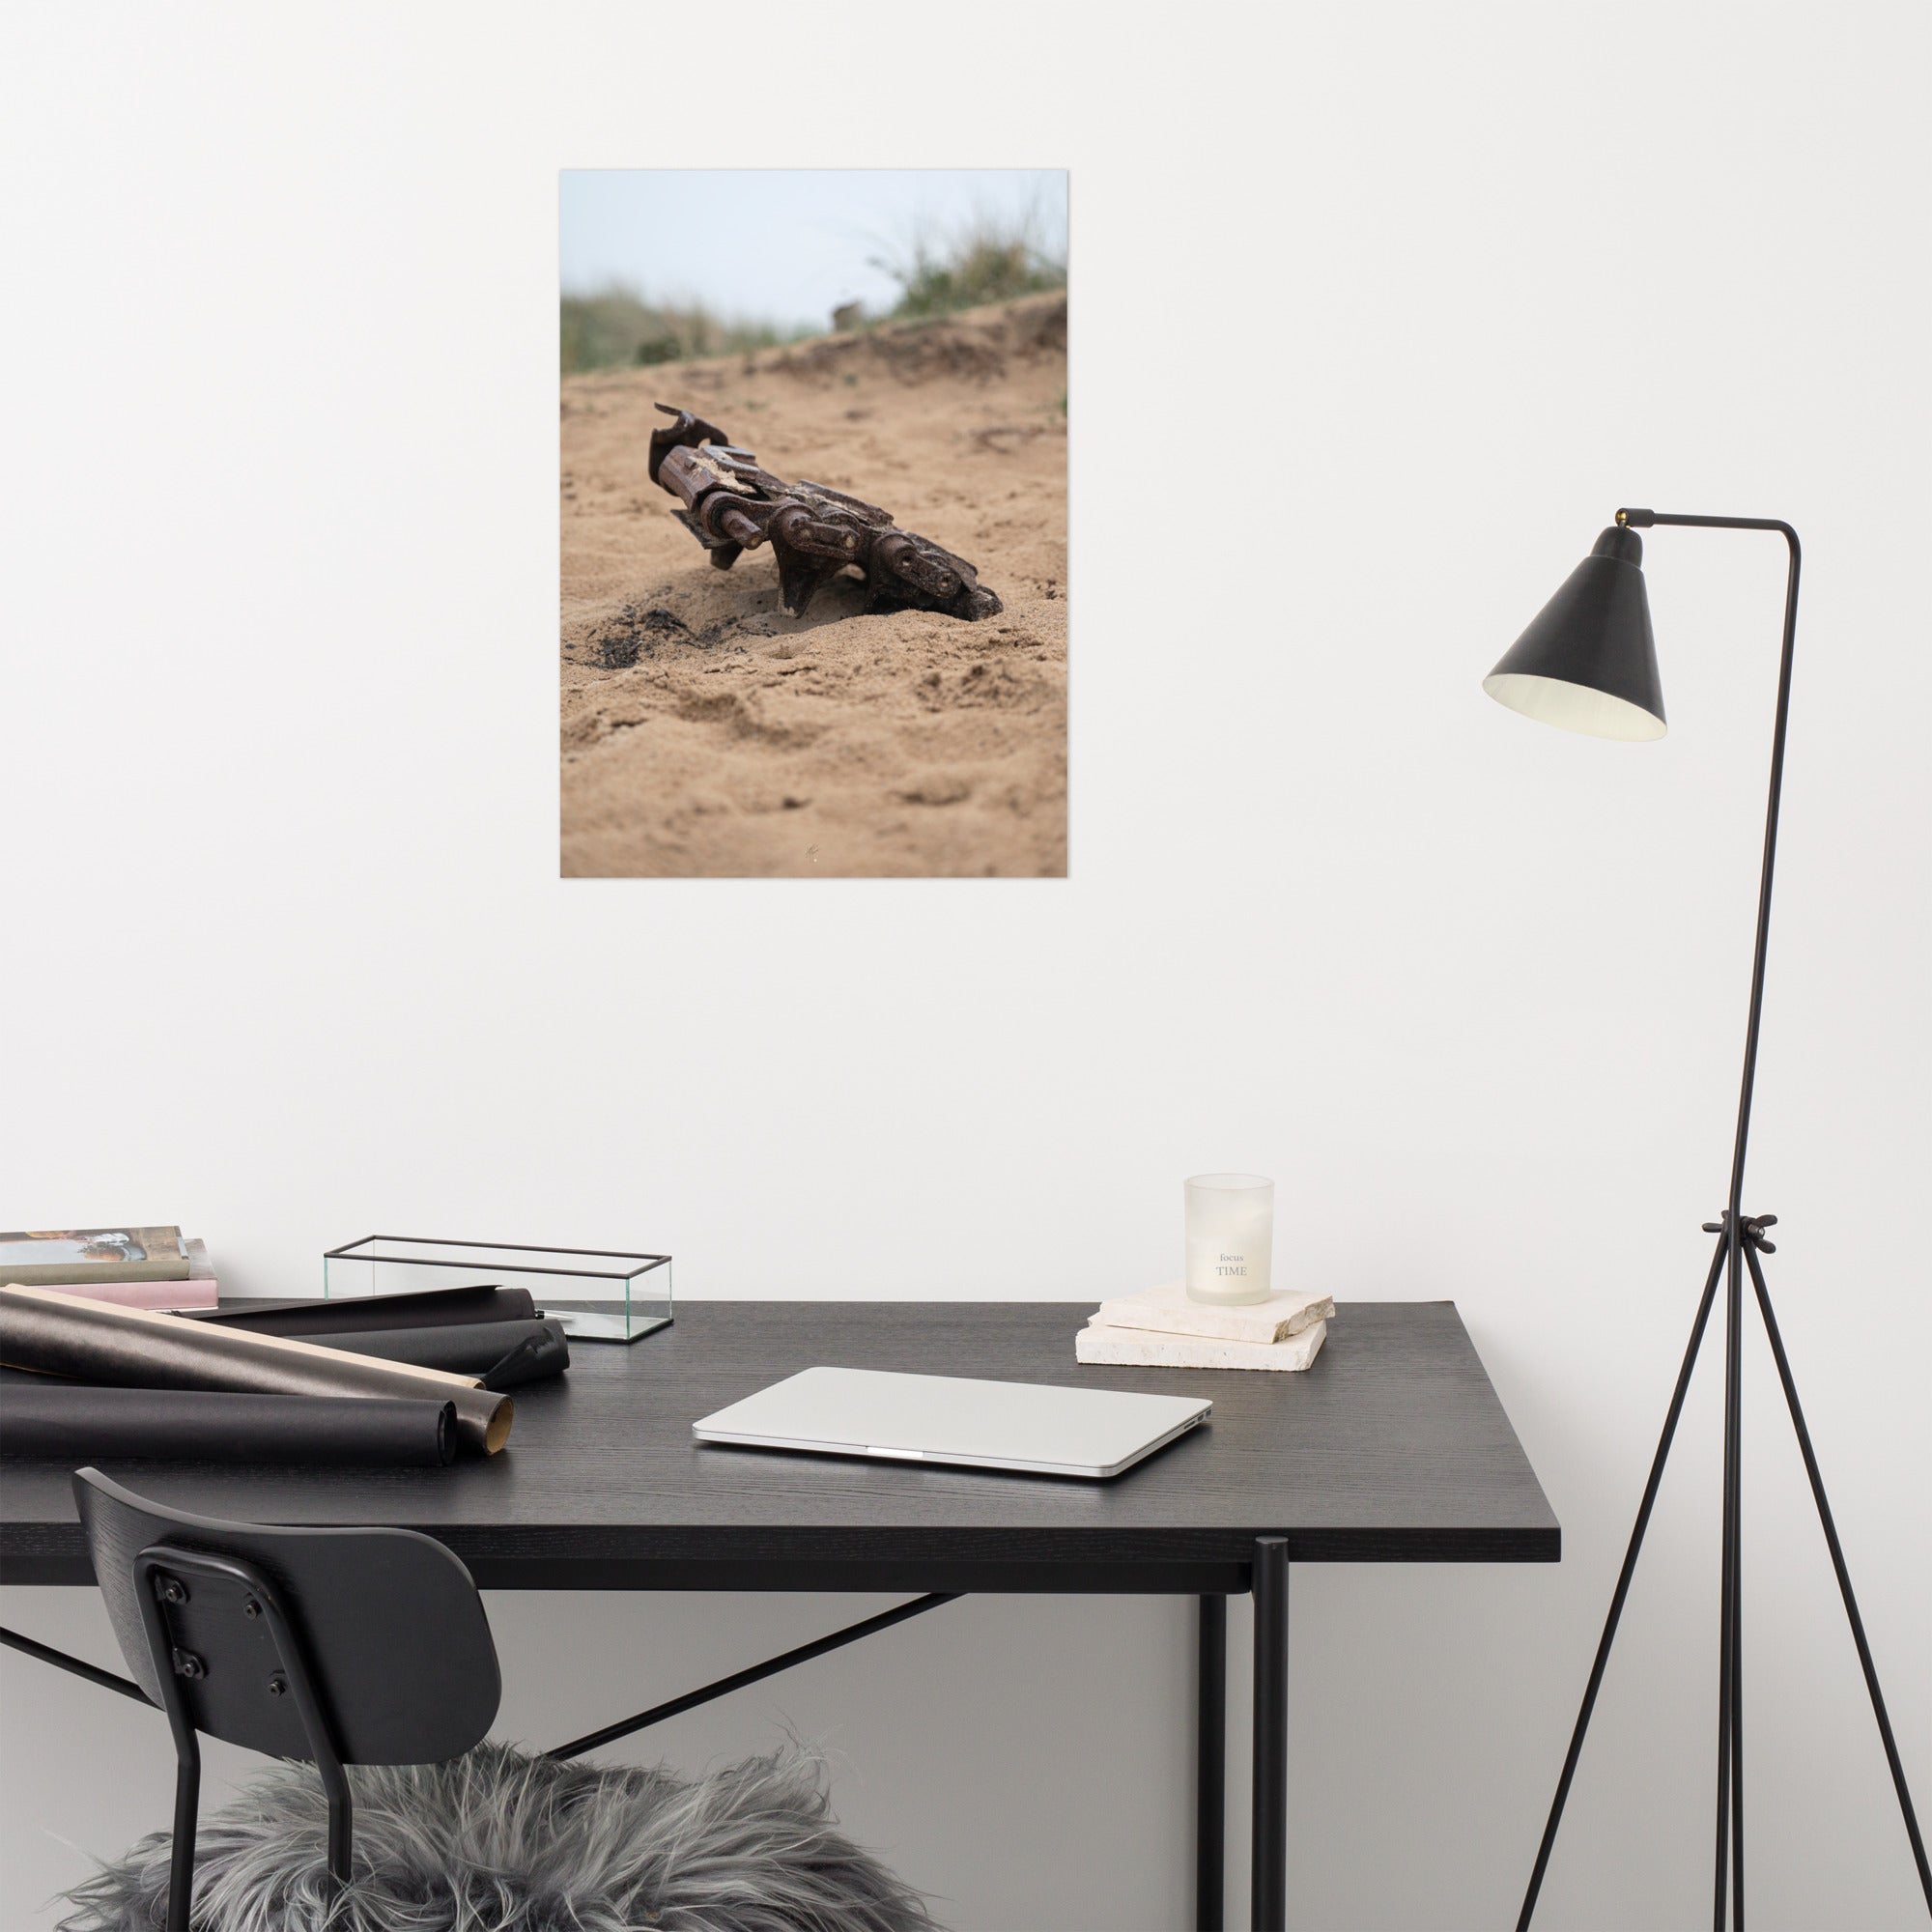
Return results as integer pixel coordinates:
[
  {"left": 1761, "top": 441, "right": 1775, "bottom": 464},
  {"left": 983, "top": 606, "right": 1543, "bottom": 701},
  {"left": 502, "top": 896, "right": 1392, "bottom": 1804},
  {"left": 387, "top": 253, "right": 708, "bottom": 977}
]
[{"left": 2, "top": 5, "right": 1927, "bottom": 1926}]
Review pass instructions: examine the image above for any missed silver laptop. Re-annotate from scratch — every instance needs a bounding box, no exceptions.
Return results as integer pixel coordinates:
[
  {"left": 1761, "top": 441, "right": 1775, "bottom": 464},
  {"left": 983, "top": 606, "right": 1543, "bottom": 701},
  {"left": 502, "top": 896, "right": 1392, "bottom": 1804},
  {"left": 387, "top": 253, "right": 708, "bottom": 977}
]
[{"left": 692, "top": 1366, "right": 1211, "bottom": 1480}]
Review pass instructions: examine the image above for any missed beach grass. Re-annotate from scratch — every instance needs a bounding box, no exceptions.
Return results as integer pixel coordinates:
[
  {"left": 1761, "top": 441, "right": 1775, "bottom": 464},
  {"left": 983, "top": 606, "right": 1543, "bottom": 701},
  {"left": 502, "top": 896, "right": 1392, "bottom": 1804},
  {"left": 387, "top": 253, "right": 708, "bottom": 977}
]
[
  {"left": 560, "top": 205, "right": 1066, "bottom": 374},
  {"left": 871, "top": 211, "right": 1066, "bottom": 323},
  {"left": 560, "top": 291, "right": 799, "bottom": 376}
]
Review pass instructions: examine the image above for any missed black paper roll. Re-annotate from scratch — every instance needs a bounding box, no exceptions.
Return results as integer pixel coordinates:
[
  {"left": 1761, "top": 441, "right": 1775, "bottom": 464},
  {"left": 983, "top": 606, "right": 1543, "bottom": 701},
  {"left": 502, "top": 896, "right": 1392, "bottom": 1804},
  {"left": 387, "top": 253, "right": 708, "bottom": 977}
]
[
  {"left": 186, "top": 1284, "right": 538, "bottom": 1335},
  {"left": 0, "top": 1286, "right": 513, "bottom": 1456},
  {"left": 0, "top": 1385, "right": 456, "bottom": 1467},
  {"left": 308, "top": 1319, "right": 568, "bottom": 1386}
]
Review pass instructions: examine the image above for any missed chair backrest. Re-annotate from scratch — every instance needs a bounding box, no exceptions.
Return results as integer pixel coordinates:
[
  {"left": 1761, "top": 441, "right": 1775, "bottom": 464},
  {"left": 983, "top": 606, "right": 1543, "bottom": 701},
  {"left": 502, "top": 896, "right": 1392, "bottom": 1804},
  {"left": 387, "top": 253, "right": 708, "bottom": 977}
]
[{"left": 74, "top": 1468, "right": 500, "bottom": 1766}]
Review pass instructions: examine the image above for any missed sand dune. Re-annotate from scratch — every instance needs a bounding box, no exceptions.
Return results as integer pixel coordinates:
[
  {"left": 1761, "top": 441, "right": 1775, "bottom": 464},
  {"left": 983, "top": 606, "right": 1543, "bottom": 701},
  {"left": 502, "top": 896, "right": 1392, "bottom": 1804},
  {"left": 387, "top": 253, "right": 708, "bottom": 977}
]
[{"left": 561, "top": 294, "right": 1067, "bottom": 878}]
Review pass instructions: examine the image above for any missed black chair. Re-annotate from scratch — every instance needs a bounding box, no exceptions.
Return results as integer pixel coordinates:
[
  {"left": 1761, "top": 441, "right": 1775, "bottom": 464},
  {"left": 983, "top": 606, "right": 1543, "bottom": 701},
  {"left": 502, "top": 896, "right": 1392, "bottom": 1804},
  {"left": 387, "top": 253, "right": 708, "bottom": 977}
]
[{"left": 73, "top": 1466, "right": 501, "bottom": 1932}]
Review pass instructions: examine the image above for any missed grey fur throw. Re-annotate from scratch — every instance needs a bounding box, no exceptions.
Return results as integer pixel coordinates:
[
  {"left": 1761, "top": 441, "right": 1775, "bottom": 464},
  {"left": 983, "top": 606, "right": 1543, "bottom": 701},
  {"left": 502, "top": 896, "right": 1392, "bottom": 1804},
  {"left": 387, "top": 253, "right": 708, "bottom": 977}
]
[{"left": 58, "top": 1741, "right": 938, "bottom": 1932}]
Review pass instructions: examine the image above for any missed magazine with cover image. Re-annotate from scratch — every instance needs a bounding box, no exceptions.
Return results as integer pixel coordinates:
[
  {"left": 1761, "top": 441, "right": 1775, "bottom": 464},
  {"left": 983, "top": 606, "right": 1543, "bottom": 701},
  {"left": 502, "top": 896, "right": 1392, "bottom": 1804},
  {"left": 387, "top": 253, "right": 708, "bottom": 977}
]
[{"left": 0, "top": 1228, "right": 189, "bottom": 1285}]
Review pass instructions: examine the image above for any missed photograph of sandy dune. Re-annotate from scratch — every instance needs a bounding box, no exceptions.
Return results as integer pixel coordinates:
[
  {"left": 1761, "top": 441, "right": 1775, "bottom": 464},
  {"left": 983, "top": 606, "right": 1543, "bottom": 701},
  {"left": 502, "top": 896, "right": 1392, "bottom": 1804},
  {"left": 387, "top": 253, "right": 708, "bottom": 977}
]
[{"left": 560, "top": 170, "right": 1066, "bottom": 878}]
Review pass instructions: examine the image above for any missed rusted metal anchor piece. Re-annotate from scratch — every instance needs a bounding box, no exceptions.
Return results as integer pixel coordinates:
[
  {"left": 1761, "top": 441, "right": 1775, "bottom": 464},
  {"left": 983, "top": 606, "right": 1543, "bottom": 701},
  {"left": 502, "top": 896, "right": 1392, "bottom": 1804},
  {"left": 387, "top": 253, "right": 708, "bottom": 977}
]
[{"left": 647, "top": 404, "right": 1001, "bottom": 621}]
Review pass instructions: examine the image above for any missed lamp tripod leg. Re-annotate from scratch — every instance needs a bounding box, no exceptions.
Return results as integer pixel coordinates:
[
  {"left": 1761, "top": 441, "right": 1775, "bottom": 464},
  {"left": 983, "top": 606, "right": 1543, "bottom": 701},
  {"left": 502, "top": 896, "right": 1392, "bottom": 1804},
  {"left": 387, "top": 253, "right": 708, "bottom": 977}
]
[
  {"left": 1714, "top": 1228, "right": 1746, "bottom": 1930},
  {"left": 1518, "top": 1229, "right": 1731, "bottom": 1931},
  {"left": 1743, "top": 1241, "right": 1932, "bottom": 1914},
  {"left": 1731, "top": 1244, "right": 1746, "bottom": 1925}
]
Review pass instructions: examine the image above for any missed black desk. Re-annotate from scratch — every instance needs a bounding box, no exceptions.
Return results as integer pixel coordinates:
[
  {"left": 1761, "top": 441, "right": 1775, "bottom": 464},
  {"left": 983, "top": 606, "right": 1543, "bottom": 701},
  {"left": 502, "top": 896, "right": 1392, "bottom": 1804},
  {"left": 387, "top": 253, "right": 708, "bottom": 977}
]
[{"left": 0, "top": 1300, "right": 1558, "bottom": 1929}]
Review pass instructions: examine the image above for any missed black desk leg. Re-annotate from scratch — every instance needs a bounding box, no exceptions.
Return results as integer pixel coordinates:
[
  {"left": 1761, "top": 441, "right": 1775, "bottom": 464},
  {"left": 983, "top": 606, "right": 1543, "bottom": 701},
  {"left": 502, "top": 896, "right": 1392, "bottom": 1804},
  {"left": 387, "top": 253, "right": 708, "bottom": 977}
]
[
  {"left": 1197, "top": 1594, "right": 1227, "bottom": 1931},
  {"left": 1252, "top": 1538, "right": 1290, "bottom": 1932}
]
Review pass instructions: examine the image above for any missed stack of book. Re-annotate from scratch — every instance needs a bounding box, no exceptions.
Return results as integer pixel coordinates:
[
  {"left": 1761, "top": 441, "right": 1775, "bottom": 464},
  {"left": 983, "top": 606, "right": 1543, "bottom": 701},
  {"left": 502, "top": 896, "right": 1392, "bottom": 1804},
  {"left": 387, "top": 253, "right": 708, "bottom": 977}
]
[
  {"left": 1075, "top": 1279, "right": 1333, "bottom": 1371},
  {"left": 0, "top": 1227, "right": 216, "bottom": 1310}
]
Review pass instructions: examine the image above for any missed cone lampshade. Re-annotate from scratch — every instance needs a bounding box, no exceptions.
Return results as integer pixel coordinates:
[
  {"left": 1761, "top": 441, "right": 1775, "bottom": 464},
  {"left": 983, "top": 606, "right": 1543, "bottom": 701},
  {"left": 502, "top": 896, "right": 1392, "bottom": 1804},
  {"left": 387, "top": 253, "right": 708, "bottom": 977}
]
[{"left": 1484, "top": 525, "right": 1667, "bottom": 740}]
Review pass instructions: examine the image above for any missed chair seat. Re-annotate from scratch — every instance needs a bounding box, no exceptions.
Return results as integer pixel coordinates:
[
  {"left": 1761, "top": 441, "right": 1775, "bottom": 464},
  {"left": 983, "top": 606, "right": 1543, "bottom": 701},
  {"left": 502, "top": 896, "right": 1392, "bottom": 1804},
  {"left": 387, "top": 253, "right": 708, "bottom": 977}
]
[{"left": 59, "top": 1741, "right": 935, "bottom": 1932}]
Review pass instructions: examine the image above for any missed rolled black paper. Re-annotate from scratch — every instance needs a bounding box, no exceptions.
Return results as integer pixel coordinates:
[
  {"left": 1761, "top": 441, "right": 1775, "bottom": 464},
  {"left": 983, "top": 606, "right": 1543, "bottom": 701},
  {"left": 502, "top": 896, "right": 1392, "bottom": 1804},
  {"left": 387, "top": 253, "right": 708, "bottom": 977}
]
[
  {"left": 186, "top": 1284, "right": 538, "bottom": 1335},
  {"left": 0, "top": 1385, "right": 456, "bottom": 1467},
  {"left": 0, "top": 1286, "right": 513, "bottom": 1456},
  {"left": 307, "top": 1318, "right": 568, "bottom": 1385},
  {"left": 480, "top": 1335, "right": 551, "bottom": 1392}
]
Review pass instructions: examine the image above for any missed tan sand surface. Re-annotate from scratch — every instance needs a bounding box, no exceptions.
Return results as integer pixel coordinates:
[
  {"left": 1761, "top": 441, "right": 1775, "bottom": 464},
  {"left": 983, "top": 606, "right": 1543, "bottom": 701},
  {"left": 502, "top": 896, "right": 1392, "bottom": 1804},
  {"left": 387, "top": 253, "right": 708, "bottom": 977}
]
[{"left": 561, "top": 294, "right": 1066, "bottom": 877}]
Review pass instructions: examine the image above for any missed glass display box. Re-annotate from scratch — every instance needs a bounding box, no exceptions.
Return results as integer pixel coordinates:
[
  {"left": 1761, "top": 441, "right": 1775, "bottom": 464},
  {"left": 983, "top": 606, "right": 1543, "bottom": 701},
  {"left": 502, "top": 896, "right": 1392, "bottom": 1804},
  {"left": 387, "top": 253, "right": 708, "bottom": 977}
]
[{"left": 323, "top": 1237, "right": 671, "bottom": 1343}]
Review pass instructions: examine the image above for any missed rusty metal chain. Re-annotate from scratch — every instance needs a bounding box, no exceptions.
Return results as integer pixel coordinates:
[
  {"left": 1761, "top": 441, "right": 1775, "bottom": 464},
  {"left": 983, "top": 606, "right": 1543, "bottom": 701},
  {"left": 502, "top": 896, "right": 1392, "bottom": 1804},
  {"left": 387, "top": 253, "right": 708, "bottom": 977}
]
[{"left": 648, "top": 404, "right": 1001, "bottom": 622}]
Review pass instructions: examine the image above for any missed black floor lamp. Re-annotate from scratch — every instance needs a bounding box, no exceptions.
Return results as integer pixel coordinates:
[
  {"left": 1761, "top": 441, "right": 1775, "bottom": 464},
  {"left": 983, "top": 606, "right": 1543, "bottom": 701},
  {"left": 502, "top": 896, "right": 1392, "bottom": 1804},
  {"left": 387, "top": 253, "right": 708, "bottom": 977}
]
[{"left": 1484, "top": 510, "right": 1931, "bottom": 1930}]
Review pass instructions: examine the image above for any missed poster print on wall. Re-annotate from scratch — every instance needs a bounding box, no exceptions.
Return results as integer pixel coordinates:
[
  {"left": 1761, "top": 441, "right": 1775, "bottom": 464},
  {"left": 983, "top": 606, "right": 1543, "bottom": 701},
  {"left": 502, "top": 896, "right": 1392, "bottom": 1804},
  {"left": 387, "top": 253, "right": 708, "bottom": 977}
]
[{"left": 560, "top": 169, "right": 1067, "bottom": 878}]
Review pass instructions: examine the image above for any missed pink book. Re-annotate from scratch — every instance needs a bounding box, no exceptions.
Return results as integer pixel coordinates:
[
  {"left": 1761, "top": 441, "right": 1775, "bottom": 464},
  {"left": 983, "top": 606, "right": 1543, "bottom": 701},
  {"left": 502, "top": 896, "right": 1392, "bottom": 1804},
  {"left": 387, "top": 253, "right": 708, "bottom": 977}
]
[{"left": 37, "top": 1277, "right": 219, "bottom": 1312}]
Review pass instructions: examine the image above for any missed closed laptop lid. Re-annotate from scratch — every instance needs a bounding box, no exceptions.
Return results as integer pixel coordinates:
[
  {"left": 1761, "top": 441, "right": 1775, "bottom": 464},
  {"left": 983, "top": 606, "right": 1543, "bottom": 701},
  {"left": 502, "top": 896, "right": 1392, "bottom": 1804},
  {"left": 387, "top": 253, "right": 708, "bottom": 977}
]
[{"left": 693, "top": 1366, "right": 1210, "bottom": 1478}]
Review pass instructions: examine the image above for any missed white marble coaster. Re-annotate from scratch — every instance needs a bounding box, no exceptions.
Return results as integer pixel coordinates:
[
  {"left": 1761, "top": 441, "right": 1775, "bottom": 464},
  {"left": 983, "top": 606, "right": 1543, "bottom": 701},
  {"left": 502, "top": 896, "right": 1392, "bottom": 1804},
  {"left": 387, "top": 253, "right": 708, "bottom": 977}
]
[
  {"left": 1089, "top": 1279, "right": 1334, "bottom": 1346},
  {"left": 1075, "top": 1318, "right": 1327, "bottom": 1373}
]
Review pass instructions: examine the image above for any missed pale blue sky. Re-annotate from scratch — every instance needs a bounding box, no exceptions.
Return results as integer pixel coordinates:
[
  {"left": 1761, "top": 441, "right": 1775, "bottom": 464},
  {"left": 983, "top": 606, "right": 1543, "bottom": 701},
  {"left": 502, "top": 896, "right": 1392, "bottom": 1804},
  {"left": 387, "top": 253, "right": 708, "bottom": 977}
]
[{"left": 559, "top": 169, "right": 1067, "bottom": 331}]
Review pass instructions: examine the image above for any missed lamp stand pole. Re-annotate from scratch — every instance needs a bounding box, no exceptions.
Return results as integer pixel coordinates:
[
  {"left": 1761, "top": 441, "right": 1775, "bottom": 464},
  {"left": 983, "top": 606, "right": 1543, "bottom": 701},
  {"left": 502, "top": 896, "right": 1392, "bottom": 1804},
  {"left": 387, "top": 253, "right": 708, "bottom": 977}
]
[{"left": 1517, "top": 513, "right": 1931, "bottom": 1931}]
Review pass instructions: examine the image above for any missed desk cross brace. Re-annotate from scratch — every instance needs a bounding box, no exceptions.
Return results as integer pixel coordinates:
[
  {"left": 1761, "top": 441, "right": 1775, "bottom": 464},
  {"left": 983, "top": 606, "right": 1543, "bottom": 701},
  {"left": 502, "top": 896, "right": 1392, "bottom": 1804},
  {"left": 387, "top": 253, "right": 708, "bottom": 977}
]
[
  {"left": 0, "top": 1623, "right": 151, "bottom": 1703},
  {"left": 0, "top": 1596, "right": 968, "bottom": 1766},
  {"left": 7, "top": 1546, "right": 1297, "bottom": 1932},
  {"left": 544, "top": 1590, "right": 962, "bottom": 1760}
]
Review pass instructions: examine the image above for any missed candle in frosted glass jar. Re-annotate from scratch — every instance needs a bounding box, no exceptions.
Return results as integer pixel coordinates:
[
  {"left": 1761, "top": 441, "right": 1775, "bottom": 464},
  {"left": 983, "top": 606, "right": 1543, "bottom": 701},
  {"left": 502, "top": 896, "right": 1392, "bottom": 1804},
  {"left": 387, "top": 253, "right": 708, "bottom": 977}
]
[{"left": 1184, "top": 1173, "right": 1274, "bottom": 1305}]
